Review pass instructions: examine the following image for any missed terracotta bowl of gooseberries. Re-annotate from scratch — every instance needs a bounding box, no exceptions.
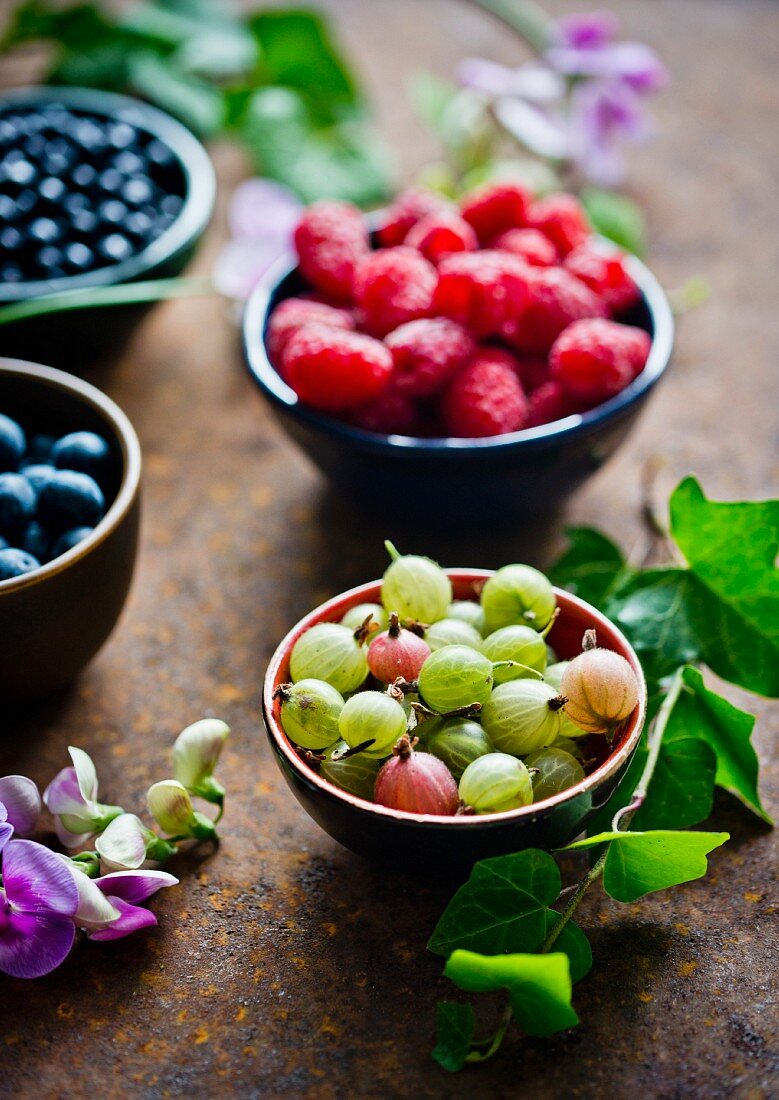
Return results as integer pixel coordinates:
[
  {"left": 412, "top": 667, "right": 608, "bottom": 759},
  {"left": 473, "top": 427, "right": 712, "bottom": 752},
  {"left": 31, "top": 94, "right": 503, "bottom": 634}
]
[
  {"left": 262, "top": 558, "right": 647, "bottom": 870},
  {"left": 243, "top": 200, "right": 674, "bottom": 526}
]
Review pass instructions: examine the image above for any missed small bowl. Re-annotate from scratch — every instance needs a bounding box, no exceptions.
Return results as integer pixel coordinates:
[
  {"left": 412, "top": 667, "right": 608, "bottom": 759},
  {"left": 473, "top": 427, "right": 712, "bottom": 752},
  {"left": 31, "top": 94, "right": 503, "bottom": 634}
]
[
  {"left": 262, "top": 572, "right": 646, "bottom": 869},
  {"left": 0, "top": 357, "right": 141, "bottom": 701},
  {"left": 0, "top": 86, "right": 216, "bottom": 369},
  {"left": 243, "top": 242, "right": 674, "bottom": 524}
]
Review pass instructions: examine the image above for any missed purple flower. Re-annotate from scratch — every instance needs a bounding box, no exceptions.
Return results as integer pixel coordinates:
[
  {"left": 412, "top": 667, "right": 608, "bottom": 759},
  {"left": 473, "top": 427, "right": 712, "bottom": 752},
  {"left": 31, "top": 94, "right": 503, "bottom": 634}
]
[
  {"left": 0, "top": 839, "right": 79, "bottom": 979},
  {"left": 213, "top": 178, "right": 303, "bottom": 301},
  {"left": 70, "top": 866, "right": 178, "bottom": 942},
  {"left": 43, "top": 747, "right": 122, "bottom": 848},
  {"left": 554, "top": 11, "right": 619, "bottom": 50},
  {"left": 546, "top": 12, "right": 667, "bottom": 91},
  {"left": 568, "top": 76, "right": 648, "bottom": 185},
  {"left": 0, "top": 776, "right": 41, "bottom": 847}
]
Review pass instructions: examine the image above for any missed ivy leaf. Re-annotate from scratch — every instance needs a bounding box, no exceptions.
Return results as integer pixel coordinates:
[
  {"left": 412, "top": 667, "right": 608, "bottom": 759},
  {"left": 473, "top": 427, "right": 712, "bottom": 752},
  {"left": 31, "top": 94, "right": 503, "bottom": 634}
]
[
  {"left": 432, "top": 1002, "right": 474, "bottom": 1073},
  {"left": 581, "top": 187, "right": 646, "bottom": 256},
  {"left": 668, "top": 667, "right": 773, "bottom": 823},
  {"left": 607, "top": 568, "right": 701, "bottom": 677},
  {"left": 549, "top": 527, "right": 629, "bottom": 609},
  {"left": 568, "top": 830, "right": 729, "bottom": 902},
  {"left": 428, "top": 850, "right": 560, "bottom": 958},
  {"left": 444, "top": 950, "right": 578, "bottom": 1037},
  {"left": 668, "top": 478, "right": 779, "bottom": 697},
  {"left": 128, "top": 51, "right": 225, "bottom": 135}
]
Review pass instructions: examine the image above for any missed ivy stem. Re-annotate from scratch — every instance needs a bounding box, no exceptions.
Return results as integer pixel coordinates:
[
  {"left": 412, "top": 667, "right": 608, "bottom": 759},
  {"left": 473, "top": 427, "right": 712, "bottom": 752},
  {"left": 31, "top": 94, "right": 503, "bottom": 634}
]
[
  {"left": 0, "top": 276, "right": 213, "bottom": 327},
  {"left": 467, "top": 0, "right": 553, "bottom": 53},
  {"left": 465, "top": 1003, "right": 513, "bottom": 1064}
]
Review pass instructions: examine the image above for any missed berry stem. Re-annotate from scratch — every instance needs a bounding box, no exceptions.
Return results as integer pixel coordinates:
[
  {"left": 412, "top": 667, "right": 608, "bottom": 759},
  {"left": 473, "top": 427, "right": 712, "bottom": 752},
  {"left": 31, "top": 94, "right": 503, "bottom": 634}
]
[
  {"left": 465, "top": 1002, "right": 513, "bottom": 1064},
  {"left": 388, "top": 612, "right": 401, "bottom": 638},
  {"left": 384, "top": 539, "right": 401, "bottom": 562}
]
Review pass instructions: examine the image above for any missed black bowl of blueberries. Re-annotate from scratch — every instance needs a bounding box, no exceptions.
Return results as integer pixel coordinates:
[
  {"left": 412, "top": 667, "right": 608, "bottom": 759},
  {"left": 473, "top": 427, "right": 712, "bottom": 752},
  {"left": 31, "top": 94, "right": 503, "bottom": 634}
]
[
  {"left": 0, "top": 86, "right": 216, "bottom": 368},
  {"left": 0, "top": 357, "right": 141, "bottom": 702}
]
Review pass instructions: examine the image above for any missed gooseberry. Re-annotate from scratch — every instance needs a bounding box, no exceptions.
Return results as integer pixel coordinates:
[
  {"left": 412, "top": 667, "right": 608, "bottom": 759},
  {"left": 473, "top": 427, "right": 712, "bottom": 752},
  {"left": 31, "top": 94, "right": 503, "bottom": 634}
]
[
  {"left": 459, "top": 752, "right": 533, "bottom": 814},
  {"left": 482, "top": 624, "right": 547, "bottom": 683},
  {"left": 275, "top": 678, "right": 344, "bottom": 750},
  {"left": 338, "top": 690, "right": 408, "bottom": 756},
  {"left": 481, "top": 679, "right": 565, "bottom": 755},
  {"left": 381, "top": 541, "right": 452, "bottom": 624},
  {"left": 367, "top": 611, "right": 431, "bottom": 683},
  {"left": 320, "top": 741, "right": 382, "bottom": 800},
  {"left": 525, "top": 747, "right": 585, "bottom": 801},
  {"left": 447, "top": 599, "right": 486, "bottom": 635},
  {"left": 425, "top": 618, "right": 484, "bottom": 653},
  {"left": 544, "top": 661, "right": 589, "bottom": 738},
  {"left": 341, "top": 602, "right": 388, "bottom": 632},
  {"left": 480, "top": 564, "right": 556, "bottom": 632},
  {"left": 290, "top": 622, "right": 369, "bottom": 694},
  {"left": 561, "top": 635, "right": 640, "bottom": 735},
  {"left": 418, "top": 645, "right": 494, "bottom": 712},
  {"left": 374, "top": 734, "right": 459, "bottom": 814},
  {"left": 423, "top": 717, "right": 493, "bottom": 779}
]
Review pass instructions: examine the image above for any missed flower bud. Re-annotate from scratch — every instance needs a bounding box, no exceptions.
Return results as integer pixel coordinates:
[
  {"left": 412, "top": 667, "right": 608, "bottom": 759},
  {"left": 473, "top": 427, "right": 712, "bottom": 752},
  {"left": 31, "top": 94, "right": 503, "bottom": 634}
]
[
  {"left": 172, "top": 719, "right": 229, "bottom": 804},
  {"left": 94, "top": 813, "right": 177, "bottom": 873},
  {"left": 147, "top": 781, "right": 217, "bottom": 842},
  {"left": 43, "top": 747, "right": 123, "bottom": 848}
]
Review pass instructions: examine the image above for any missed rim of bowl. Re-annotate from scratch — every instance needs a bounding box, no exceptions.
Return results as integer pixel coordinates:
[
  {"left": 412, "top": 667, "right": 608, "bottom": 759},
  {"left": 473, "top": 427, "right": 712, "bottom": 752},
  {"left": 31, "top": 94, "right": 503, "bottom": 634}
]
[
  {"left": 0, "top": 85, "right": 216, "bottom": 302},
  {"left": 243, "top": 243, "right": 674, "bottom": 454},
  {"left": 0, "top": 357, "right": 142, "bottom": 592},
  {"left": 262, "top": 571, "right": 647, "bottom": 828}
]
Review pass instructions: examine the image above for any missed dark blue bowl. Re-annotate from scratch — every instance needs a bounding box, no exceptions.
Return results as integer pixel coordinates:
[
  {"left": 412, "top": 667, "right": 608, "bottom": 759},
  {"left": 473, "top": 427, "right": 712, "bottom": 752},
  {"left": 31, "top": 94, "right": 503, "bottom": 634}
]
[
  {"left": 243, "top": 243, "right": 673, "bottom": 524},
  {"left": 0, "top": 86, "right": 216, "bottom": 369}
]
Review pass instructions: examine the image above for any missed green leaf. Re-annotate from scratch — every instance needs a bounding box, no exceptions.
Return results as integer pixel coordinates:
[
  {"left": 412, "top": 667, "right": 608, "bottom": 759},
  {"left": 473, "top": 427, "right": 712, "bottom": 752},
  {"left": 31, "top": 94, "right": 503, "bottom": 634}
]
[
  {"left": 568, "top": 830, "right": 729, "bottom": 902},
  {"left": 668, "top": 478, "right": 779, "bottom": 697},
  {"left": 433, "top": 1002, "right": 474, "bottom": 1072},
  {"left": 444, "top": 950, "right": 578, "bottom": 1037},
  {"left": 428, "top": 850, "right": 560, "bottom": 957},
  {"left": 549, "top": 527, "right": 629, "bottom": 609},
  {"left": 128, "top": 51, "right": 225, "bottom": 135},
  {"left": 581, "top": 187, "right": 647, "bottom": 256},
  {"left": 607, "top": 568, "right": 702, "bottom": 677},
  {"left": 668, "top": 667, "right": 772, "bottom": 823}
]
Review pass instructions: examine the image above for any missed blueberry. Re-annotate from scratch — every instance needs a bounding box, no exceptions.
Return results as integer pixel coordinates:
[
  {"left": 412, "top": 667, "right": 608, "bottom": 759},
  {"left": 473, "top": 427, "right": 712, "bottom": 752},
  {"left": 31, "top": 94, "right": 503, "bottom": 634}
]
[
  {"left": 22, "top": 520, "right": 50, "bottom": 563},
  {"left": 20, "top": 462, "right": 56, "bottom": 496},
  {"left": 0, "top": 473, "right": 36, "bottom": 536},
  {"left": 51, "top": 431, "right": 110, "bottom": 478},
  {"left": 0, "top": 227, "right": 23, "bottom": 252},
  {"left": 15, "top": 189, "right": 37, "bottom": 215},
  {"left": 99, "top": 233, "right": 132, "bottom": 263},
  {"left": 99, "top": 199, "right": 128, "bottom": 225},
  {"left": 71, "top": 209, "right": 98, "bottom": 235},
  {"left": 121, "top": 177, "right": 154, "bottom": 206},
  {"left": 39, "top": 176, "right": 66, "bottom": 203},
  {"left": 71, "top": 162, "right": 97, "bottom": 189},
  {"left": 113, "top": 150, "right": 144, "bottom": 175},
  {"left": 51, "top": 525, "right": 93, "bottom": 559},
  {"left": 0, "top": 535, "right": 8, "bottom": 550},
  {"left": 0, "top": 414, "right": 26, "bottom": 471},
  {"left": 36, "top": 470, "right": 105, "bottom": 530},
  {"left": 107, "top": 122, "right": 136, "bottom": 150},
  {"left": 146, "top": 139, "right": 174, "bottom": 167},
  {"left": 30, "top": 216, "right": 62, "bottom": 243},
  {"left": 0, "top": 548, "right": 40, "bottom": 581},
  {"left": 0, "top": 194, "right": 15, "bottom": 219},
  {"left": 4, "top": 159, "right": 36, "bottom": 186},
  {"left": 27, "top": 433, "right": 55, "bottom": 461},
  {"left": 160, "top": 194, "right": 183, "bottom": 218}
]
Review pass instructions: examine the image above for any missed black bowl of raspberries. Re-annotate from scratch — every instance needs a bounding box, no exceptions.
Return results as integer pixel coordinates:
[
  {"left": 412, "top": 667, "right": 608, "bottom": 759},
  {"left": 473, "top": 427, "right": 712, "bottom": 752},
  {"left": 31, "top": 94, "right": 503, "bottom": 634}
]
[
  {"left": 0, "top": 86, "right": 215, "bottom": 368},
  {"left": 243, "top": 182, "right": 673, "bottom": 523}
]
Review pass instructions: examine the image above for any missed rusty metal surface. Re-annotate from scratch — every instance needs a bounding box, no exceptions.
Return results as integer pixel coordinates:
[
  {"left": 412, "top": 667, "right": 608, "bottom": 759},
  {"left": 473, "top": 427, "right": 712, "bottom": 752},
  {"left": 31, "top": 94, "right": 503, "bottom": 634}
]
[{"left": 0, "top": 1, "right": 777, "bottom": 1097}]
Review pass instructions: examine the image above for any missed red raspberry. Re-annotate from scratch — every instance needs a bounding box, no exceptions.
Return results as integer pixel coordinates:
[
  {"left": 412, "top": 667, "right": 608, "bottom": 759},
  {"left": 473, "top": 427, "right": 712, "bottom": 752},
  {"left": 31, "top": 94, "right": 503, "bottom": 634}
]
[
  {"left": 507, "top": 267, "right": 606, "bottom": 355},
  {"left": 385, "top": 318, "right": 474, "bottom": 398},
  {"left": 294, "top": 201, "right": 369, "bottom": 301},
  {"left": 354, "top": 247, "right": 438, "bottom": 338},
  {"left": 266, "top": 297, "right": 354, "bottom": 367},
  {"left": 283, "top": 325, "right": 393, "bottom": 413},
  {"left": 404, "top": 213, "right": 478, "bottom": 265},
  {"left": 514, "top": 355, "right": 550, "bottom": 392},
  {"left": 377, "top": 188, "right": 451, "bottom": 247},
  {"left": 549, "top": 319, "right": 649, "bottom": 404},
  {"left": 493, "top": 228, "right": 557, "bottom": 267},
  {"left": 459, "top": 182, "right": 531, "bottom": 244},
  {"left": 528, "top": 194, "right": 590, "bottom": 256},
  {"left": 526, "top": 379, "right": 580, "bottom": 427},
  {"left": 349, "top": 384, "right": 419, "bottom": 435},
  {"left": 622, "top": 326, "right": 652, "bottom": 378},
  {"left": 564, "top": 245, "right": 640, "bottom": 313},
  {"left": 433, "top": 251, "right": 530, "bottom": 339},
  {"left": 441, "top": 355, "right": 528, "bottom": 438}
]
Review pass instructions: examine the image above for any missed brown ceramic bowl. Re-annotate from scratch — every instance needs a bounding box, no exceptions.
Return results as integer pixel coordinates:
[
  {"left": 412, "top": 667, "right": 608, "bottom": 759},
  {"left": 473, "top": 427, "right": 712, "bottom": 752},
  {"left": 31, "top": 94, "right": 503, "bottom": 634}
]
[
  {"left": 0, "top": 358, "right": 141, "bottom": 701},
  {"left": 263, "top": 572, "right": 647, "bottom": 869}
]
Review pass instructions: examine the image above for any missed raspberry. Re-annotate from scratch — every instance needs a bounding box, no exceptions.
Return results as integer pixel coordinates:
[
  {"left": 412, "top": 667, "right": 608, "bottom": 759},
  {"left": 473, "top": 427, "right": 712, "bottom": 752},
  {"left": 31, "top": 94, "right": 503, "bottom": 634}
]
[
  {"left": 549, "top": 319, "right": 647, "bottom": 404},
  {"left": 507, "top": 267, "right": 606, "bottom": 355},
  {"left": 354, "top": 247, "right": 438, "bottom": 338},
  {"left": 493, "top": 228, "right": 557, "bottom": 267},
  {"left": 404, "top": 213, "right": 478, "bottom": 265},
  {"left": 526, "top": 380, "right": 580, "bottom": 427},
  {"left": 283, "top": 325, "right": 393, "bottom": 413},
  {"left": 513, "top": 355, "right": 550, "bottom": 392},
  {"left": 442, "top": 355, "right": 528, "bottom": 438},
  {"left": 294, "top": 201, "right": 369, "bottom": 301},
  {"left": 564, "top": 245, "right": 640, "bottom": 313},
  {"left": 377, "top": 188, "right": 451, "bottom": 247},
  {"left": 349, "top": 384, "right": 418, "bottom": 435},
  {"left": 433, "top": 251, "right": 530, "bottom": 339},
  {"left": 266, "top": 297, "right": 354, "bottom": 367},
  {"left": 528, "top": 194, "right": 590, "bottom": 256},
  {"left": 459, "top": 182, "right": 531, "bottom": 244},
  {"left": 622, "top": 325, "right": 652, "bottom": 378},
  {"left": 385, "top": 318, "right": 474, "bottom": 398}
]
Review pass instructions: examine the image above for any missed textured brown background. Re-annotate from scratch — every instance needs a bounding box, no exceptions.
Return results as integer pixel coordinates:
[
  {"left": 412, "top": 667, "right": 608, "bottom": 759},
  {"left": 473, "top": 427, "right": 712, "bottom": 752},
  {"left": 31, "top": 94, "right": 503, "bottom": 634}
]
[{"left": 1, "top": 1, "right": 777, "bottom": 1097}]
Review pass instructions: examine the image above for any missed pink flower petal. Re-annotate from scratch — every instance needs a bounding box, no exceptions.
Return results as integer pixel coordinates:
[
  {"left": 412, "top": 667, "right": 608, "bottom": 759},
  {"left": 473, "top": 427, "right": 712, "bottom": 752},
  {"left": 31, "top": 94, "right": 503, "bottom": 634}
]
[
  {"left": 2, "top": 839, "right": 78, "bottom": 916},
  {"left": 94, "top": 869, "right": 178, "bottom": 905},
  {"left": 43, "top": 767, "right": 87, "bottom": 817},
  {"left": 228, "top": 178, "right": 302, "bottom": 241},
  {"left": 88, "top": 898, "right": 158, "bottom": 942},
  {"left": 0, "top": 908, "right": 76, "bottom": 979},
  {"left": 0, "top": 776, "right": 41, "bottom": 835},
  {"left": 67, "top": 865, "right": 121, "bottom": 931},
  {"left": 213, "top": 238, "right": 291, "bottom": 301}
]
